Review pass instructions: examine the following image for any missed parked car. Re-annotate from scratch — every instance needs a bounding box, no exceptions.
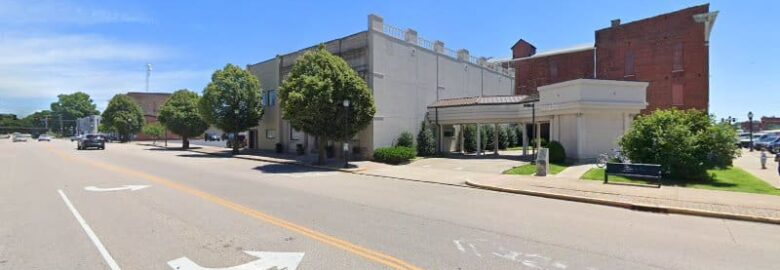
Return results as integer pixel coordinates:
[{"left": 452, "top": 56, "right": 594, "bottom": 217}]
[
  {"left": 0, "top": 134, "right": 10, "bottom": 139},
  {"left": 12, "top": 134, "right": 30, "bottom": 142},
  {"left": 77, "top": 134, "right": 105, "bottom": 150},
  {"left": 205, "top": 133, "right": 220, "bottom": 141},
  {"left": 38, "top": 134, "right": 51, "bottom": 142},
  {"left": 754, "top": 134, "right": 779, "bottom": 150}
]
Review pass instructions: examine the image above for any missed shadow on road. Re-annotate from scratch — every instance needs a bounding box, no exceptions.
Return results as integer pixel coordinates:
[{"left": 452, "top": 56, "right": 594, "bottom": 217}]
[
  {"left": 253, "top": 163, "right": 331, "bottom": 174},
  {"left": 176, "top": 153, "right": 228, "bottom": 159},
  {"left": 144, "top": 147, "right": 203, "bottom": 151}
]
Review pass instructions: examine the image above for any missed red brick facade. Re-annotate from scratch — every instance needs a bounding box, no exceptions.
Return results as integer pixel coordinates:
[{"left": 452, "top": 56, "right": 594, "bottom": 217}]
[{"left": 513, "top": 4, "right": 713, "bottom": 113}]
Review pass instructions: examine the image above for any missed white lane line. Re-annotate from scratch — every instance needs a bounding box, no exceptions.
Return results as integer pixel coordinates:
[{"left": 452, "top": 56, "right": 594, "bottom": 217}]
[{"left": 58, "top": 189, "right": 121, "bottom": 270}]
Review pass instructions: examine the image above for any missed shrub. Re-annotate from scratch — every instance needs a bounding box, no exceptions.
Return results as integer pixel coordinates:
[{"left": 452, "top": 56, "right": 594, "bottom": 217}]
[
  {"left": 619, "top": 109, "right": 739, "bottom": 180},
  {"left": 498, "top": 126, "right": 509, "bottom": 150},
  {"left": 483, "top": 125, "right": 494, "bottom": 151},
  {"left": 463, "top": 125, "right": 477, "bottom": 152},
  {"left": 373, "top": 146, "right": 416, "bottom": 164},
  {"left": 531, "top": 138, "right": 547, "bottom": 148},
  {"left": 416, "top": 121, "right": 436, "bottom": 156},
  {"left": 548, "top": 140, "right": 566, "bottom": 164},
  {"left": 395, "top": 132, "right": 414, "bottom": 148},
  {"left": 506, "top": 126, "right": 517, "bottom": 148}
]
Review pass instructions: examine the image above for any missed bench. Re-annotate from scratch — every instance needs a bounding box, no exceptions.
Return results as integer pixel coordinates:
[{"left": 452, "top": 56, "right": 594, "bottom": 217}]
[{"left": 604, "top": 163, "right": 662, "bottom": 188}]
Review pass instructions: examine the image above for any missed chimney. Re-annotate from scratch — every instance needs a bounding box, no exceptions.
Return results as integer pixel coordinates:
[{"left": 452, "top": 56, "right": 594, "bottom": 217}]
[
  {"left": 368, "top": 14, "right": 384, "bottom": 32},
  {"left": 611, "top": 19, "right": 621, "bottom": 27},
  {"left": 511, "top": 39, "right": 536, "bottom": 58}
]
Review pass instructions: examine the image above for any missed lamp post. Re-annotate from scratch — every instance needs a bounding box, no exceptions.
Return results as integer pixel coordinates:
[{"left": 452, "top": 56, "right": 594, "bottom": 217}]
[
  {"left": 748, "top": 111, "right": 754, "bottom": 152},
  {"left": 233, "top": 109, "right": 240, "bottom": 155},
  {"left": 523, "top": 103, "right": 536, "bottom": 163},
  {"left": 342, "top": 99, "right": 350, "bottom": 168}
]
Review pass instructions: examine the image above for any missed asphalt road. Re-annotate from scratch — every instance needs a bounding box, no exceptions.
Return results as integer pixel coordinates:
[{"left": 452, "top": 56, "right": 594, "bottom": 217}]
[{"left": 2, "top": 139, "right": 780, "bottom": 270}]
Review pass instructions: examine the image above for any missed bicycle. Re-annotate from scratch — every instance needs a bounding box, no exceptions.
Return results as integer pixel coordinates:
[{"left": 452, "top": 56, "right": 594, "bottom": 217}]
[{"left": 596, "top": 148, "right": 629, "bottom": 168}]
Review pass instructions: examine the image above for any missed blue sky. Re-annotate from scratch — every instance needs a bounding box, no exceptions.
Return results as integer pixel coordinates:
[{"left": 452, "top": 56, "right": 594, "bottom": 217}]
[{"left": 0, "top": 0, "right": 776, "bottom": 122}]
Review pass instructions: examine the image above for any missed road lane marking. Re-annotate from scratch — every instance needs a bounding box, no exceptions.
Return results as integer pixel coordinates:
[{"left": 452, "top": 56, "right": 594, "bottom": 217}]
[
  {"left": 167, "top": 250, "right": 304, "bottom": 270},
  {"left": 58, "top": 189, "right": 121, "bottom": 270},
  {"left": 46, "top": 145, "right": 423, "bottom": 270},
  {"left": 84, "top": 185, "right": 150, "bottom": 192}
]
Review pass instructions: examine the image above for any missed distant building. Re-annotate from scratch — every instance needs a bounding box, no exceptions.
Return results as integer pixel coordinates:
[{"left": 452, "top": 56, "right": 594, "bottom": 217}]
[
  {"left": 126, "top": 92, "right": 179, "bottom": 140},
  {"left": 76, "top": 115, "right": 101, "bottom": 135},
  {"left": 511, "top": 4, "right": 717, "bottom": 114},
  {"left": 761, "top": 117, "right": 780, "bottom": 131}
]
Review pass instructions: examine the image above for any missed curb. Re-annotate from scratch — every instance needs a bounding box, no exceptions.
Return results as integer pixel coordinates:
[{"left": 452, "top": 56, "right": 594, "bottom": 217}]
[{"left": 465, "top": 180, "right": 780, "bottom": 225}]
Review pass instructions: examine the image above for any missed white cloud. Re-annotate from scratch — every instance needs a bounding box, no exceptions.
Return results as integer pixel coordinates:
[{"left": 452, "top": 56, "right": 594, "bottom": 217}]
[
  {"left": 0, "top": 0, "right": 152, "bottom": 25},
  {"left": 0, "top": 33, "right": 211, "bottom": 111}
]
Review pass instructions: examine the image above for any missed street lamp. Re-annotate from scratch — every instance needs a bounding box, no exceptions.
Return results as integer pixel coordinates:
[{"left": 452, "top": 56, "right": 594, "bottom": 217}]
[
  {"left": 342, "top": 99, "right": 351, "bottom": 168},
  {"left": 748, "top": 111, "right": 754, "bottom": 152},
  {"left": 523, "top": 103, "right": 536, "bottom": 163}
]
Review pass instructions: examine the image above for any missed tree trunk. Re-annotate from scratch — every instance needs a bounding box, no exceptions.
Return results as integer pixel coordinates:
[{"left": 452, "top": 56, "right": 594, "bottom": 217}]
[
  {"left": 232, "top": 132, "right": 239, "bottom": 155},
  {"left": 317, "top": 136, "right": 325, "bottom": 165},
  {"left": 182, "top": 137, "right": 189, "bottom": 149}
]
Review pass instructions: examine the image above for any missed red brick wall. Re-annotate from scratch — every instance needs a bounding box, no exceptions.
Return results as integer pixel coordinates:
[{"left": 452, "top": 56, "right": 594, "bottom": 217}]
[
  {"left": 514, "top": 49, "right": 594, "bottom": 96},
  {"left": 595, "top": 4, "right": 709, "bottom": 113},
  {"left": 512, "top": 4, "right": 711, "bottom": 114}
]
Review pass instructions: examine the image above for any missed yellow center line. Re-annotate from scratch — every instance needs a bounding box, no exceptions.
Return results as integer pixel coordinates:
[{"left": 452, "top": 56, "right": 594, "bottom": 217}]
[{"left": 45, "top": 144, "right": 423, "bottom": 270}]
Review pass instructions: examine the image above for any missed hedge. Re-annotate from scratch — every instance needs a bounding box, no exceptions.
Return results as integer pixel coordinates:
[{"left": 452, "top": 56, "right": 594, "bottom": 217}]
[
  {"left": 373, "top": 146, "right": 416, "bottom": 164},
  {"left": 547, "top": 140, "right": 566, "bottom": 164}
]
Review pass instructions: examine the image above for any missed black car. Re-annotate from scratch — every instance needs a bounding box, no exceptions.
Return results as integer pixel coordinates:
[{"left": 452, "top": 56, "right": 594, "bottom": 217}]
[
  {"left": 205, "top": 133, "right": 220, "bottom": 141},
  {"left": 78, "top": 134, "right": 106, "bottom": 150}
]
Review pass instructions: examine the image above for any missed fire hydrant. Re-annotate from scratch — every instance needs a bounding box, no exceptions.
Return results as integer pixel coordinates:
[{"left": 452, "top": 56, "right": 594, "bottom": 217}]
[{"left": 760, "top": 150, "right": 768, "bottom": 169}]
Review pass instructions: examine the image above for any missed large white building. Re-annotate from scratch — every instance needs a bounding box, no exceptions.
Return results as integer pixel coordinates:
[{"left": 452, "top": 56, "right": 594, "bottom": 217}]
[{"left": 247, "top": 14, "right": 648, "bottom": 162}]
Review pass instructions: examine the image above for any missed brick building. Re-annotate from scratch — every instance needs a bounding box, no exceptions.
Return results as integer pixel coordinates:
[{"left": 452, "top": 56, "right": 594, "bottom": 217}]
[
  {"left": 126, "top": 92, "right": 179, "bottom": 140},
  {"left": 511, "top": 4, "right": 718, "bottom": 113}
]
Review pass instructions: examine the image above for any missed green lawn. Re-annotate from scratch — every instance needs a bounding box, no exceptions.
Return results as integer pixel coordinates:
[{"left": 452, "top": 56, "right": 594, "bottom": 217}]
[
  {"left": 581, "top": 167, "right": 780, "bottom": 196},
  {"left": 504, "top": 163, "right": 568, "bottom": 175}
]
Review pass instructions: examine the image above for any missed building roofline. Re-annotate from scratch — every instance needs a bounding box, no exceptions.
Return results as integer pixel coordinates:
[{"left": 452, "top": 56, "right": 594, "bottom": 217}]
[
  {"left": 595, "top": 3, "right": 709, "bottom": 32},
  {"left": 248, "top": 30, "right": 369, "bottom": 67},
  {"left": 126, "top": 92, "right": 171, "bottom": 96},
  {"left": 515, "top": 44, "right": 594, "bottom": 61}
]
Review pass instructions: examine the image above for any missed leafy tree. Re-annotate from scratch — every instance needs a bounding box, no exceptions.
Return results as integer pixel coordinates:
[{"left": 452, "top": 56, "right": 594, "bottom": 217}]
[
  {"left": 142, "top": 123, "right": 166, "bottom": 145},
  {"left": 619, "top": 109, "right": 740, "bottom": 180},
  {"left": 396, "top": 132, "right": 414, "bottom": 148},
  {"left": 278, "top": 45, "right": 376, "bottom": 164},
  {"left": 23, "top": 110, "right": 53, "bottom": 128},
  {"left": 159, "top": 89, "right": 209, "bottom": 149},
  {"left": 482, "top": 125, "right": 492, "bottom": 151},
  {"left": 416, "top": 121, "right": 436, "bottom": 156},
  {"left": 50, "top": 92, "right": 99, "bottom": 135},
  {"left": 102, "top": 94, "right": 145, "bottom": 142},
  {"left": 199, "top": 64, "right": 264, "bottom": 155}
]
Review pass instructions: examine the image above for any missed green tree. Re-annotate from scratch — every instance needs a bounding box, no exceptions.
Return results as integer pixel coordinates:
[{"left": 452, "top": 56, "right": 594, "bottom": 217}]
[
  {"left": 498, "top": 125, "right": 509, "bottom": 150},
  {"left": 506, "top": 126, "right": 518, "bottom": 148},
  {"left": 416, "top": 121, "right": 436, "bottom": 156},
  {"left": 482, "top": 125, "right": 492, "bottom": 150},
  {"left": 278, "top": 45, "right": 376, "bottom": 164},
  {"left": 50, "top": 92, "right": 99, "bottom": 135},
  {"left": 199, "top": 64, "right": 264, "bottom": 154},
  {"left": 463, "top": 125, "right": 477, "bottom": 152},
  {"left": 23, "top": 110, "right": 53, "bottom": 129},
  {"left": 102, "top": 94, "right": 145, "bottom": 142},
  {"left": 619, "top": 109, "right": 740, "bottom": 180},
  {"left": 159, "top": 89, "right": 209, "bottom": 149},
  {"left": 396, "top": 132, "right": 414, "bottom": 148},
  {"left": 142, "top": 123, "right": 166, "bottom": 145}
]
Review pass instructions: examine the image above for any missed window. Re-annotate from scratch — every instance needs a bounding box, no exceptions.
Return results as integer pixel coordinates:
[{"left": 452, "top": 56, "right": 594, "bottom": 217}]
[
  {"left": 672, "top": 84, "right": 684, "bottom": 106},
  {"left": 673, "top": 43, "right": 684, "bottom": 71},
  {"left": 265, "top": 129, "right": 276, "bottom": 139},
  {"left": 262, "top": 90, "right": 276, "bottom": 107},
  {"left": 624, "top": 51, "right": 635, "bottom": 76},
  {"left": 290, "top": 128, "right": 302, "bottom": 141}
]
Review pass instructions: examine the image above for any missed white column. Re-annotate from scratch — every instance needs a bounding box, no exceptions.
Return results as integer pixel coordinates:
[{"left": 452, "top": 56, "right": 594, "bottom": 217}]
[
  {"left": 476, "top": 124, "right": 481, "bottom": 155},
  {"left": 522, "top": 123, "right": 528, "bottom": 156},
  {"left": 493, "top": 123, "right": 499, "bottom": 155},
  {"left": 536, "top": 122, "right": 542, "bottom": 149}
]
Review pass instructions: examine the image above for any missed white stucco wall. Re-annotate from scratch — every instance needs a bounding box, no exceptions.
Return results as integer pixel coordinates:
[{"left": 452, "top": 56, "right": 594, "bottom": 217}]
[{"left": 369, "top": 31, "right": 514, "bottom": 149}]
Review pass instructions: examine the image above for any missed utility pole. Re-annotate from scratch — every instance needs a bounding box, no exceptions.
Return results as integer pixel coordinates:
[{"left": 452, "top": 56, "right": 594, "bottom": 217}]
[
  {"left": 146, "top": 63, "right": 153, "bottom": 92},
  {"left": 59, "top": 115, "right": 64, "bottom": 135}
]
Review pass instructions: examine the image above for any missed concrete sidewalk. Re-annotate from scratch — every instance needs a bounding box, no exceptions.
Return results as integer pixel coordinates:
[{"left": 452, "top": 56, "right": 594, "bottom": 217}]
[
  {"left": 734, "top": 149, "right": 780, "bottom": 189},
  {"left": 141, "top": 142, "right": 780, "bottom": 224},
  {"left": 467, "top": 174, "right": 780, "bottom": 224}
]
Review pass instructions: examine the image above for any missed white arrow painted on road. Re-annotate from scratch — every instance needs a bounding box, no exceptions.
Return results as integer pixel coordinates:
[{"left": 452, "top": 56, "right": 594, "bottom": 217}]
[
  {"left": 84, "top": 185, "right": 150, "bottom": 192},
  {"left": 167, "top": 251, "right": 304, "bottom": 270}
]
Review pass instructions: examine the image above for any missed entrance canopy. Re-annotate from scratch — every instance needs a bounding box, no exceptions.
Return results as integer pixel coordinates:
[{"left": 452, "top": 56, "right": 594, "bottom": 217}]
[{"left": 427, "top": 79, "right": 650, "bottom": 161}]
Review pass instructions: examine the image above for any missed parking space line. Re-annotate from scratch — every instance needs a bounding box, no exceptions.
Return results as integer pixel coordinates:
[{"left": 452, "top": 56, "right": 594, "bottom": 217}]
[
  {"left": 46, "top": 144, "right": 423, "bottom": 270},
  {"left": 58, "top": 189, "right": 121, "bottom": 270}
]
